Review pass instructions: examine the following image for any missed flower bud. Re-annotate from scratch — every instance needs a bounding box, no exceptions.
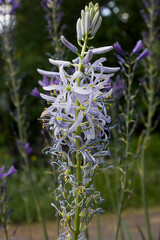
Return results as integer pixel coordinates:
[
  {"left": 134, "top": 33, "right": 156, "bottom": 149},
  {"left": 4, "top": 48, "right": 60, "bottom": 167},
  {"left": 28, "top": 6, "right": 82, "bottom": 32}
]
[
  {"left": 76, "top": 2, "right": 102, "bottom": 40},
  {"left": 132, "top": 40, "right": 144, "bottom": 54},
  {"left": 67, "top": 215, "right": 71, "bottom": 223},
  {"left": 76, "top": 18, "right": 82, "bottom": 40},
  {"left": 85, "top": 11, "right": 90, "bottom": 34},
  {"left": 113, "top": 42, "right": 126, "bottom": 56},
  {"left": 136, "top": 48, "right": 150, "bottom": 61},
  {"left": 61, "top": 35, "right": 78, "bottom": 53}
]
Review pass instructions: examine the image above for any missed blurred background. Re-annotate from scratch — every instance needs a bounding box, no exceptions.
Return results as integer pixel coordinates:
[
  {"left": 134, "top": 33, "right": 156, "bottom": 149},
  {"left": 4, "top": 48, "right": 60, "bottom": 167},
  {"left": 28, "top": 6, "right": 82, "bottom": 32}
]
[{"left": 0, "top": 0, "right": 160, "bottom": 225}]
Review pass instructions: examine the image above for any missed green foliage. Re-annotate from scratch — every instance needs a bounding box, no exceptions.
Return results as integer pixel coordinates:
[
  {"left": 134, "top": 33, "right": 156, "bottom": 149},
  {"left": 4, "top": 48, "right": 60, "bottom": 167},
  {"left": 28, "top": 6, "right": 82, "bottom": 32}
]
[
  {"left": 0, "top": 134, "right": 159, "bottom": 223},
  {"left": 94, "top": 134, "right": 160, "bottom": 212}
]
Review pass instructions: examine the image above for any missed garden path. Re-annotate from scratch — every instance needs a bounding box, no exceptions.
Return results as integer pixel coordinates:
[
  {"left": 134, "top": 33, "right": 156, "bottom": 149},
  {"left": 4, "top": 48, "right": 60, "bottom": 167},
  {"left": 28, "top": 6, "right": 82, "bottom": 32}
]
[{"left": 1, "top": 208, "right": 160, "bottom": 240}]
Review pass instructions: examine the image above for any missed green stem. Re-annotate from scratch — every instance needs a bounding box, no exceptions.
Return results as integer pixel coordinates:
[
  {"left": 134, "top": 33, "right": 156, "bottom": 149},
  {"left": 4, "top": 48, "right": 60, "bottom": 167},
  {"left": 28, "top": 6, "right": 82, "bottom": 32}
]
[
  {"left": 73, "top": 36, "right": 87, "bottom": 240},
  {"left": 26, "top": 158, "right": 49, "bottom": 240},
  {"left": 140, "top": 53, "right": 153, "bottom": 240},
  {"left": 140, "top": 0, "right": 154, "bottom": 239},
  {"left": 114, "top": 64, "right": 131, "bottom": 240},
  {"left": 24, "top": 196, "right": 33, "bottom": 240},
  {"left": 4, "top": 32, "right": 49, "bottom": 240},
  {"left": 104, "top": 172, "right": 116, "bottom": 213},
  {"left": 96, "top": 215, "right": 102, "bottom": 240},
  {"left": 140, "top": 58, "right": 153, "bottom": 240},
  {"left": 140, "top": 141, "right": 152, "bottom": 240}
]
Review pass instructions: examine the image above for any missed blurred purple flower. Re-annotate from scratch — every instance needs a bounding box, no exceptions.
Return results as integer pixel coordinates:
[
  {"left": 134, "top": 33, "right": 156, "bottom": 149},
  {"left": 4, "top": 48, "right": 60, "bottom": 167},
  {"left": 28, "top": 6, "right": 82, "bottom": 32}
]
[
  {"left": 38, "top": 76, "right": 50, "bottom": 87},
  {"left": 114, "top": 53, "right": 125, "bottom": 65},
  {"left": 0, "top": 0, "right": 20, "bottom": 15},
  {"left": 113, "top": 42, "right": 126, "bottom": 56},
  {"left": 32, "top": 75, "right": 60, "bottom": 99},
  {"left": 140, "top": 9, "right": 149, "bottom": 24},
  {"left": 0, "top": 165, "right": 17, "bottom": 181},
  {"left": 17, "top": 140, "right": 33, "bottom": 155},
  {"left": 24, "top": 142, "right": 33, "bottom": 155},
  {"left": 113, "top": 78, "right": 125, "bottom": 100},
  {"left": 57, "top": 12, "right": 64, "bottom": 22},
  {"left": 142, "top": 0, "right": 151, "bottom": 8},
  {"left": 0, "top": 165, "right": 5, "bottom": 180},
  {"left": 31, "top": 87, "right": 41, "bottom": 98},
  {"left": 136, "top": 48, "right": 150, "bottom": 61},
  {"left": 132, "top": 40, "right": 144, "bottom": 54},
  {"left": 5, "top": 166, "right": 17, "bottom": 177}
]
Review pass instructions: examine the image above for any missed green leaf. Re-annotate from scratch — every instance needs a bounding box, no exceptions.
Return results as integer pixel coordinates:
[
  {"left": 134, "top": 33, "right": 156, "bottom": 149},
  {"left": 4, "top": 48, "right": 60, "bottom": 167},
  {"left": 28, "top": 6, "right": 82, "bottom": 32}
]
[
  {"left": 136, "top": 225, "right": 146, "bottom": 240},
  {"left": 120, "top": 227, "right": 125, "bottom": 240},
  {"left": 121, "top": 219, "right": 133, "bottom": 240}
]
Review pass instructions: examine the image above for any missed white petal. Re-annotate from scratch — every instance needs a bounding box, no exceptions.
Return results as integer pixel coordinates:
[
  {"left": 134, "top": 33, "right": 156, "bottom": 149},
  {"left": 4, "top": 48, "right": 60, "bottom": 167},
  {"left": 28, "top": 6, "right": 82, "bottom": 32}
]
[
  {"left": 49, "top": 59, "right": 71, "bottom": 67},
  {"left": 68, "top": 111, "right": 84, "bottom": 133},
  {"left": 37, "top": 69, "right": 60, "bottom": 77},
  {"left": 92, "top": 46, "right": 113, "bottom": 54}
]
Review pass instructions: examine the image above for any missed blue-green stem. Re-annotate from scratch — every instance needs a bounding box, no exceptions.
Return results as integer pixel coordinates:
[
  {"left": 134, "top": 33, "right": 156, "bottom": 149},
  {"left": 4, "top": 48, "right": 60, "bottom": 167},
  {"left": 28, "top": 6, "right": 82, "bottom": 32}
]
[
  {"left": 73, "top": 35, "right": 88, "bottom": 240},
  {"left": 114, "top": 64, "right": 131, "bottom": 240},
  {"left": 104, "top": 170, "right": 117, "bottom": 213},
  {"left": 4, "top": 32, "right": 49, "bottom": 240},
  {"left": 140, "top": 1, "right": 154, "bottom": 239}
]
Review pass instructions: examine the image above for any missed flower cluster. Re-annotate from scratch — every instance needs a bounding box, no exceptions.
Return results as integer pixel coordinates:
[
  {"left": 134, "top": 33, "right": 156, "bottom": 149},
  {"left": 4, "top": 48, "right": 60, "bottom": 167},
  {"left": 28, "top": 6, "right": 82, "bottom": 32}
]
[
  {"left": 114, "top": 40, "right": 150, "bottom": 66},
  {"left": 37, "top": 2, "right": 119, "bottom": 239},
  {"left": 113, "top": 40, "right": 150, "bottom": 162},
  {"left": 38, "top": 52, "right": 119, "bottom": 156},
  {"left": 76, "top": 2, "right": 102, "bottom": 41},
  {"left": 112, "top": 40, "right": 150, "bottom": 239},
  {"left": 41, "top": 0, "right": 65, "bottom": 60},
  {"left": 0, "top": 0, "right": 19, "bottom": 30},
  {"left": 0, "top": 0, "right": 19, "bottom": 15}
]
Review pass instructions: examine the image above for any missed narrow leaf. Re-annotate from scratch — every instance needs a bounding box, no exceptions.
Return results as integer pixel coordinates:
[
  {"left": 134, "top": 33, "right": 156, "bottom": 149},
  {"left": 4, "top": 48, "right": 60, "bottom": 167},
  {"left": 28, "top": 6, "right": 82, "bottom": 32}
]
[
  {"left": 136, "top": 225, "right": 146, "bottom": 240},
  {"left": 121, "top": 220, "right": 133, "bottom": 240}
]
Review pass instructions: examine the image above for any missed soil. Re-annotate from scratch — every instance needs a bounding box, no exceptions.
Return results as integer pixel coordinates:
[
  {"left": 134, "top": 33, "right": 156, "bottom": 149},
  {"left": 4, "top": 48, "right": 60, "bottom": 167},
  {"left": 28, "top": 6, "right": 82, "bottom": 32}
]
[{"left": 1, "top": 208, "right": 160, "bottom": 240}]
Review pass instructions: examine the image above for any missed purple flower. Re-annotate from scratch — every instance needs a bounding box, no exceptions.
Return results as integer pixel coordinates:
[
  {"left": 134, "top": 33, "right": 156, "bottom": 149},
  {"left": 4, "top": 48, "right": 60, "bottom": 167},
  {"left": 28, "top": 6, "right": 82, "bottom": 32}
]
[
  {"left": 31, "top": 87, "right": 41, "bottom": 98},
  {"left": 0, "top": 165, "right": 17, "bottom": 181},
  {"left": 24, "top": 142, "right": 33, "bottom": 155},
  {"left": 136, "top": 48, "right": 150, "bottom": 61},
  {"left": 0, "top": 165, "right": 5, "bottom": 180},
  {"left": 38, "top": 76, "right": 50, "bottom": 87},
  {"left": 132, "top": 40, "right": 144, "bottom": 54},
  {"left": 5, "top": 166, "right": 17, "bottom": 177},
  {"left": 142, "top": 0, "right": 151, "bottom": 8},
  {"left": 113, "top": 77, "right": 125, "bottom": 100},
  {"left": 17, "top": 140, "right": 33, "bottom": 155},
  {"left": 113, "top": 42, "right": 126, "bottom": 56}
]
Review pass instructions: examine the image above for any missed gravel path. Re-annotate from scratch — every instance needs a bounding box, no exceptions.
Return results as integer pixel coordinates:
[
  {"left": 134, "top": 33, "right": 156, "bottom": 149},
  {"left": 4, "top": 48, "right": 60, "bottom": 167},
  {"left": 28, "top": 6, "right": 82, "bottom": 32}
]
[{"left": 1, "top": 208, "right": 160, "bottom": 240}]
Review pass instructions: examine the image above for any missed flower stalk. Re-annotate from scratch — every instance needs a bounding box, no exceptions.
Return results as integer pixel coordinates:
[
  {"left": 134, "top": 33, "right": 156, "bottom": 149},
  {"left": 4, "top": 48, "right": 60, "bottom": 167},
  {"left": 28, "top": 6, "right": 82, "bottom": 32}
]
[
  {"left": 37, "top": 3, "right": 120, "bottom": 239},
  {"left": 113, "top": 40, "right": 149, "bottom": 240},
  {"left": 0, "top": 166, "right": 17, "bottom": 240},
  {"left": 114, "top": 64, "right": 131, "bottom": 240},
  {"left": 73, "top": 35, "right": 88, "bottom": 240},
  {"left": 0, "top": 1, "right": 49, "bottom": 239},
  {"left": 139, "top": 0, "right": 160, "bottom": 239}
]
